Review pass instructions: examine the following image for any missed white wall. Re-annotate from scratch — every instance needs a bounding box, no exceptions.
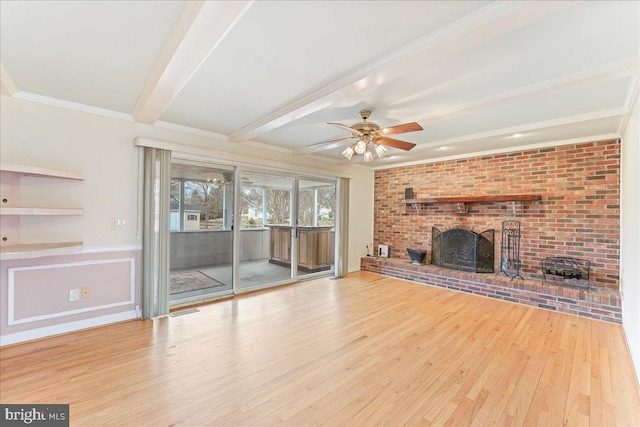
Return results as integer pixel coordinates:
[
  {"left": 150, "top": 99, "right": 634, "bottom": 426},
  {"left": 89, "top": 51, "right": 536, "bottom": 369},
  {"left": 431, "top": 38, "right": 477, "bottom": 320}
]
[
  {"left": 621, "top": 92, "right": 640, "bottom": 384},
  {"left": 0, "top": 96, "right": 373, "bottom": 264},
  {"left": 0, "top": 96, "right": 373, "bottom": 343}
]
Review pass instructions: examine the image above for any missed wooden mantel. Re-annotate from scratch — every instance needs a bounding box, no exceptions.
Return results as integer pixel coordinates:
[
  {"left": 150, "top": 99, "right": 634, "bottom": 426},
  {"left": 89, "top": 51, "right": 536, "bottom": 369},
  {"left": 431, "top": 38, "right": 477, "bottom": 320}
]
[
  {"left": 402, "top": 194, "right": 541, "bottom": 214},
  {"left": 401, "top": 194, "right": 541, "bottom": 204}
]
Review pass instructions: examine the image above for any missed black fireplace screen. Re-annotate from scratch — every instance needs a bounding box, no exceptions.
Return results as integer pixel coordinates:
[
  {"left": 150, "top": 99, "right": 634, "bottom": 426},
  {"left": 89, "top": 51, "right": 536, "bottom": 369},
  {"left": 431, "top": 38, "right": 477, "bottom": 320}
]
[{"left": 432, "top": 227, "right": 495, "bottom": 273}]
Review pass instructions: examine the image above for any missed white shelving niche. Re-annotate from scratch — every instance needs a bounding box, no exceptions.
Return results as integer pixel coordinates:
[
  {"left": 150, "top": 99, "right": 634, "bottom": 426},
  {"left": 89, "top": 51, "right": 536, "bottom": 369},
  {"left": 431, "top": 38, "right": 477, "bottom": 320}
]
[{"left": 0, "top": 163, "right": 84, "bottom": 260}]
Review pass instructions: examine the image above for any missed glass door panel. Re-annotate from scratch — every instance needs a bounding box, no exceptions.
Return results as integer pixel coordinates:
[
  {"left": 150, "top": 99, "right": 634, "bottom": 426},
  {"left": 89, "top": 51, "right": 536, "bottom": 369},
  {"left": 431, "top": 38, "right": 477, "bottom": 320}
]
[
  {"left": 238, "top": 171, "right": 294, "bottom": 290},
  {"left": 297, "top": 178, "right": 336, "bottom": 278},
  {"left": 169, "top": 160, "right": 234, "bottom": 304}
]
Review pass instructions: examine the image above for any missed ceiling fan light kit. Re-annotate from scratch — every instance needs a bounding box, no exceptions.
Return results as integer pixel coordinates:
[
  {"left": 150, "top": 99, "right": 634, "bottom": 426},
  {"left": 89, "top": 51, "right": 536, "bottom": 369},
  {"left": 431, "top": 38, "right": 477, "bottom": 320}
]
[
  {"left": 363, "top": 149, "right": 374, "bottom": 163},
  {"left": 354, "top": 139, "right": 368, "bottom": 154},
  {"left": 342, "top": 146, "right": 355, "bottom": 160},
  {"left": 330, "top": 110, "right": 423, "bottom": 162},
  {"left": 374, "top": 143, "right": 388, "bottom": 158}
]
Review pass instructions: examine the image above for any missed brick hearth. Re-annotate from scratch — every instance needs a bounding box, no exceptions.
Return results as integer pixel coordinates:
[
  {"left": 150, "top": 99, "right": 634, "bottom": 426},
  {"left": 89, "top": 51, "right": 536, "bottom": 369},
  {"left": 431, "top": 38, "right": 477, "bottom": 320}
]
[{"left": 361, "top": 257, "right": 621, "bottom": 323}]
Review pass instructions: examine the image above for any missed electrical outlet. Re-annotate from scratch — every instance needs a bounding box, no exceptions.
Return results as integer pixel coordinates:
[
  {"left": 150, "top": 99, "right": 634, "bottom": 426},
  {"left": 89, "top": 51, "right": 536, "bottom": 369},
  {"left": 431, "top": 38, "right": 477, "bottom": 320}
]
[
  {"left": 81, "top": 287, "right": 90, "bottom": 299},
  {"left": 69, "top": 289, "right": 80, "bottom": 301}
]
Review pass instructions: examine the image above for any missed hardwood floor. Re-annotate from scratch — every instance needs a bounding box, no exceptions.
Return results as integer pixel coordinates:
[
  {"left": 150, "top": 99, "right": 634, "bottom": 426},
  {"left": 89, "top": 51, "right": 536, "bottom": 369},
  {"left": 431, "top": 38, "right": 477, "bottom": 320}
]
[{"left": 1, "top": 271, "right": 639, "bottom": 426}]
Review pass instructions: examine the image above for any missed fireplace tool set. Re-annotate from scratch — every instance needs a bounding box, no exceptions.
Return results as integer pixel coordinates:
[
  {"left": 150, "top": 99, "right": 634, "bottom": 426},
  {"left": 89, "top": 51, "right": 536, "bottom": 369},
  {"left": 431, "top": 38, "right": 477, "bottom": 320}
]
[{"left": 496, "top": 220, "right": 524, "bottom": 280}]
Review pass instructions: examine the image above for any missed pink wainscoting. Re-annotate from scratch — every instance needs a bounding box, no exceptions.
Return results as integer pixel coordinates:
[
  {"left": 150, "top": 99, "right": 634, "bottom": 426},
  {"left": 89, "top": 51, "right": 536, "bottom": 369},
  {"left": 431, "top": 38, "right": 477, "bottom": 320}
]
[{"left": 0, "top": 249, "right": 141, "bottom": 345}]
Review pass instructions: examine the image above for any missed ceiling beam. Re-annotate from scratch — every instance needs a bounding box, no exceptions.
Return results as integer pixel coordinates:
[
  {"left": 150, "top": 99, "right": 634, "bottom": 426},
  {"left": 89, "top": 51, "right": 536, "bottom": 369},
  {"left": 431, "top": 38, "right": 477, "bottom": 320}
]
[
  {"left": 133, "top": 1, "right": 252, "bottom": 124},
  {"left": 411, "top": 57, "right": 640, "bottom": 125},
  {"left": 412, "top": 107, "right": 628, "bottom": 152},
  {"left": 0, "top": 63, "right": 18, "bottom": 97},
  {"left": 297, "top": 54, "right": 633, "bottom": 156},
  {"left": 229, "top": 0, "right": 580, "bottom": 142}
]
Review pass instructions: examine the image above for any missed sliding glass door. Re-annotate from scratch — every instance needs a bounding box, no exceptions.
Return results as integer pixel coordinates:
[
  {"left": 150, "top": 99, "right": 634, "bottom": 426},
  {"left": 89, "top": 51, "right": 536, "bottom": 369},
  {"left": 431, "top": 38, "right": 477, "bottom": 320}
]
[
  {"left": 169, "top": 160, "right": 234, "bottom": 303},
  {"left": 238, "top": 170, "right": 295, "bottom": 290},
  {"left": 297, "top": 178, "right": 336, "bottom": 279},
  {"left": 164, "top": 159, "right": 338, "bottom": 303}
]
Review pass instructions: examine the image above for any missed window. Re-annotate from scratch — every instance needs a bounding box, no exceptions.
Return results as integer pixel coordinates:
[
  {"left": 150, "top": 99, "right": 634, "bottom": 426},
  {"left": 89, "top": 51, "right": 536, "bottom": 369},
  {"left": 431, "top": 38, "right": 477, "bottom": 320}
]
[
  {"left": 170, "top": 176, "right": 230, "bottom": 231},
  {"left": 240, "top": 183, "right": 292, "bottom": 228},
  {"left": 298, "top": 182, "right": 336, "bottom": 227}
]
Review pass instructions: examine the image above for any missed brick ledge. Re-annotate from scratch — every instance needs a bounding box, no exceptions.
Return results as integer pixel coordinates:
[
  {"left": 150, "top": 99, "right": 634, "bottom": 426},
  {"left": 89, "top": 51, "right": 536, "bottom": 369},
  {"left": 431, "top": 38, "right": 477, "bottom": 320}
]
[{"left": 361, "top": 257, "right": 621, "bottom": 323}]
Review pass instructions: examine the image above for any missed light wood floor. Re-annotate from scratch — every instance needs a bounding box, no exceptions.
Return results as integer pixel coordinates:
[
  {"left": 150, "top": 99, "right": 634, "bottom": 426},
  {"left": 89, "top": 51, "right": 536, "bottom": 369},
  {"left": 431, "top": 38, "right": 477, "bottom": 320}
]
[{"left": 2, "top": 271, "right": 639, "bottom": 426}]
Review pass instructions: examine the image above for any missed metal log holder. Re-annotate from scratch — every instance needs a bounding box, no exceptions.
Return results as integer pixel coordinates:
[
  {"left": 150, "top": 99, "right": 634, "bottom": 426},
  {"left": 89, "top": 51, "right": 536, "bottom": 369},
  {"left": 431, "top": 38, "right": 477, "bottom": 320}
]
[
  {"left": 496, "top": 220, "right": 523, "bottom": 280},
  {"left": 541, "top": 257, "right": 591, "bottom": 290}
]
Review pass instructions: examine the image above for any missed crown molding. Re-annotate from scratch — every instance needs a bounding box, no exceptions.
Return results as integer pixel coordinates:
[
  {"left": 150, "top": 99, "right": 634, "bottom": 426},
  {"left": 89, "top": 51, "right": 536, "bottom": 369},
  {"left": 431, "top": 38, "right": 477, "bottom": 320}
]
[
  {"left": 372, "top": 133, "right": 620, "bottom": 170},
  {"left": 411, "top": 107, "right": 627, "bottom": 153},
  {"left": 618, "top": 75, "right": 640, "bottom": 136},
  {"left": 13, "top": 92, "right": 134, "bottom": 121}
]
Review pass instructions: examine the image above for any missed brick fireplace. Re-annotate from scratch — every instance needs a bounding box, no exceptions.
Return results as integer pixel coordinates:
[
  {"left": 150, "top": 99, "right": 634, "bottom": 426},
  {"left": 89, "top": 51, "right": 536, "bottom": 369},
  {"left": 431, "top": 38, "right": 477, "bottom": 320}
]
[{"left": 363, "top": 139, "right": 622, "bottom": 322}]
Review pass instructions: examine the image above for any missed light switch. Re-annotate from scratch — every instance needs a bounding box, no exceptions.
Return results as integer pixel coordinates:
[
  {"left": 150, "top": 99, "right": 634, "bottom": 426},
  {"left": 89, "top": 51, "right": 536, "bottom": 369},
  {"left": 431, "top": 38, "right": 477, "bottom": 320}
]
[{"left": 111, "top": 218, "right": 126, "bottom": 230}]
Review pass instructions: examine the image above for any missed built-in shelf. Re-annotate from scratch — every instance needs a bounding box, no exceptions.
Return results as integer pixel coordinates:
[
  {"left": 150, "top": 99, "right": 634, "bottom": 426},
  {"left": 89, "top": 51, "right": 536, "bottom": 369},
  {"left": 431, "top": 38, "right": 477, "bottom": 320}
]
[
  {"left": 1, "top": 163, "right": 84, "bottom": 260},
  {"left": 0, "top": 242, "right": 84, "bottom": 260},
  {"left": 1, "top": 207, "right": 84, "bottom": 216},
  {"left": 0, "top": 163, "right": 83, "bottom": 180},
  {"left": 402, "top": 194, "right": 542, "bottom": 215}
]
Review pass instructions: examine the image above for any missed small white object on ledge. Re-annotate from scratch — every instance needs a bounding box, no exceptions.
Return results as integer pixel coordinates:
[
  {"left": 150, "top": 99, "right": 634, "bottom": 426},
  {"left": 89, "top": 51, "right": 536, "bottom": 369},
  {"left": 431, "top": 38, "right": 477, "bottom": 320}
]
[{"left": 378, "top": 245, "right": 390, "bottom": 258}]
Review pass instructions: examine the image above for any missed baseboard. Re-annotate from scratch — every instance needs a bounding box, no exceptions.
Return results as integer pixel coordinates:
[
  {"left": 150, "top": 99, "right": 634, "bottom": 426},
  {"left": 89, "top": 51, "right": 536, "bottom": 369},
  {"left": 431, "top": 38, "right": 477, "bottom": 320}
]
[
  {"left": 0, "top": 310, "right": 139, "bottom": 347},
  {"left": 622, "top": 318, "right": 640, "bottom": 397}
]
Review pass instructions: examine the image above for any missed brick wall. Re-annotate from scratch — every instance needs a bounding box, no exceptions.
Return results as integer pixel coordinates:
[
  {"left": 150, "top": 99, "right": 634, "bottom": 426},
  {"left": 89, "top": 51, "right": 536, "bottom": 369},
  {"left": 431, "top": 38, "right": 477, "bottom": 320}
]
[{"left": 374, "top": 139, "right": 620, "bottom": 289}]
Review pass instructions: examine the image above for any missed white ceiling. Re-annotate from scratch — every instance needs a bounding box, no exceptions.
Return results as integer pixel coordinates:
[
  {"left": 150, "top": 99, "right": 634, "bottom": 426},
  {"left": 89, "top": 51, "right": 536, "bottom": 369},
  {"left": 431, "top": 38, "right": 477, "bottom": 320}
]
[{"left": 1, "top": 1, "right": 638, "bottom": 168}]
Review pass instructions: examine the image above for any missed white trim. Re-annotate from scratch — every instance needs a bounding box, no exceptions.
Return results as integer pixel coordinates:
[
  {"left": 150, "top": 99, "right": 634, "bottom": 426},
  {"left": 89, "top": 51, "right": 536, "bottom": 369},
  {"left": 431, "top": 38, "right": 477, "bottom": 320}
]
[
  {"left": 410, "top": 108, "right": 627, "bottom": 155},
  {"left": 13, "top": 92, "right": 134, "bottom": 121},
  {"left": 373, "top": 134, "right": 621, "bottom": 170},
  {"left": 132, "top": 1, "right": 206, "bottom": 124},
  {"left": 0, "top": 310, "right": 138, "bottom": 347},
  {"left": 80, "top": 244, "right": 142, "bottom": 254},
  {"left": 618, "top": 75, "right": 640, "bottom": 136},
  {"left": 7, "top": 258, "right": 136, "bottom": 326},
  {"left": 153, "top": 120, "right": 228, "bottom": 141},
  {"left": 0, "top": 63, "right": 18, "bottom": 97},
  {"left": 0, "top": 244, "right": 141, "bottom": 261}
]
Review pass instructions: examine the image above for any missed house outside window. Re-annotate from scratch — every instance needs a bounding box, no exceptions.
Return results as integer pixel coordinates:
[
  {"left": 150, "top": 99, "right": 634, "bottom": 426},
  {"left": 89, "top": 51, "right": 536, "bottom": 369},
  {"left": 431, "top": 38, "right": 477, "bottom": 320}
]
[{"left": 170, "top": 177, "right": 227, "bottom": 231}]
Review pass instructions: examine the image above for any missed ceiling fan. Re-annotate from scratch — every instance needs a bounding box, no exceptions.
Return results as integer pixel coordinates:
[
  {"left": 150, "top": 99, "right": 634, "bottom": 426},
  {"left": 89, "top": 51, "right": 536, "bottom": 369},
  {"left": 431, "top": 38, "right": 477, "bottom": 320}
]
[{"left": 321, "top": 110, "right": 423, "bottom": 162}]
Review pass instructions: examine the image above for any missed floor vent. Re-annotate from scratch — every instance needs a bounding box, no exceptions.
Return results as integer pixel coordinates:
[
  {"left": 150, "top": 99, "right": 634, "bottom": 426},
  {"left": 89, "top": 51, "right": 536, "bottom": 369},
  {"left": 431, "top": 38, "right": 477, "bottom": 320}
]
[{"left": 170, "top": 308, "right": 200, "bottom": 317}]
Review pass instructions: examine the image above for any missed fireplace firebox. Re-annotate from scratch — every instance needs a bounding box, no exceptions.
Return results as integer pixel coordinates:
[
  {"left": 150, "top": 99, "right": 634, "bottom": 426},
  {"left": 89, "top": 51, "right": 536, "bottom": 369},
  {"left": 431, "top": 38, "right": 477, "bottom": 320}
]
[{"left": 432, "top": 227, "right": 495, "bottom": 273}]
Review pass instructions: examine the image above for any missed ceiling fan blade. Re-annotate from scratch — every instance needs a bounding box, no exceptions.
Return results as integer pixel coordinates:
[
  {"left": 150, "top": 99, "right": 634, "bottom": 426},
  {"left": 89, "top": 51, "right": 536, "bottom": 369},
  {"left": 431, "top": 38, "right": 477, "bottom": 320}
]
[
  {"left": 375, "top": 122, "right": 423, "bottom": 136},
  {"left": 376, "top": 137, "right": 416, "bottom": 151},
  {"left": 327, "top": 122, "right": 364, "bottom": 136},
  {"left": 307, "top": 135, "right": 355, "bottom": 147},
  {"left": 298, "top": 136, "right": 356, "bottom": 154}
]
